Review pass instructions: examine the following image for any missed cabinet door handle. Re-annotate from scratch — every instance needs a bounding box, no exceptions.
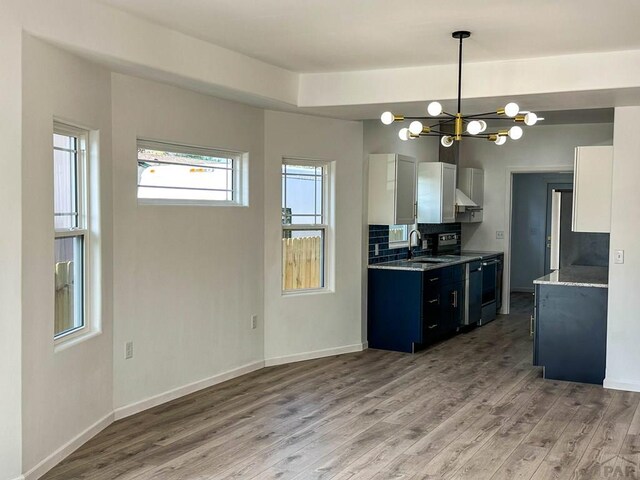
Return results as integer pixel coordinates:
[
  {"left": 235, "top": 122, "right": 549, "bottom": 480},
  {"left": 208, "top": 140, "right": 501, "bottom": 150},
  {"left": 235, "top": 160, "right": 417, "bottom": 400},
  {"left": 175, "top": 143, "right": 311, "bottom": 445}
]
[
  {"left": 429, "top": 277, "right": 439, "bottom": 282},
  {"left": 451, "top": 290, "right": 458, "bottom": 308},
  {"left": 428, "top": 324, "right": 438, "bottom": 329},
  {"left": 530, "top": 315, "right": 535, "bottom": 337}
]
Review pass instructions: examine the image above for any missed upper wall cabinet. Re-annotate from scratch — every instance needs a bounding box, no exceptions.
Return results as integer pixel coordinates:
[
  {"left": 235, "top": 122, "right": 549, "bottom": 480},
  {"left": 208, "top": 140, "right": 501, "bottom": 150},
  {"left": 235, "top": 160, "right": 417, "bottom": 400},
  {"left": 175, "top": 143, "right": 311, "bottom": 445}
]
[
  {"left": 572, "top": 146, "right": 613, "bottom": 233},
  {"left": 456, "top": 167, "right": 484, "bottom": 224},
  {"left": 417, "top": 162, "right": 457, "bottom": 224},
  {"left": 368, "top": 154, "right": 416, "bottom": 225},
  {"left": 458, "top": 168, "right": 484, "bottom": 207}
]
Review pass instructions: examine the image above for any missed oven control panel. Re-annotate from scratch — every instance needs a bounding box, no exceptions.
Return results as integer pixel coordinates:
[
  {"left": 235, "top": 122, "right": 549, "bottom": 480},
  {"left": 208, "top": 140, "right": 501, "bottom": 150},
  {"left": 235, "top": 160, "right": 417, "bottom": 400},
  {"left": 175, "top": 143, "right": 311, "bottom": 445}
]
[{"left": 437, "top": 233, "right": 460, "bottom": 246}]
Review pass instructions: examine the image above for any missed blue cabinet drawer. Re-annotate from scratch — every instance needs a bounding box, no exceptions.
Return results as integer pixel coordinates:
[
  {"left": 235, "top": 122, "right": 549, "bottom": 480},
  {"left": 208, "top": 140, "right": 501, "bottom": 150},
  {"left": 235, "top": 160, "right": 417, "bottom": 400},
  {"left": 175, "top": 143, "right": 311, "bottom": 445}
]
[{"left": 423, "top": 268, "right": 448, "bottom": 285}]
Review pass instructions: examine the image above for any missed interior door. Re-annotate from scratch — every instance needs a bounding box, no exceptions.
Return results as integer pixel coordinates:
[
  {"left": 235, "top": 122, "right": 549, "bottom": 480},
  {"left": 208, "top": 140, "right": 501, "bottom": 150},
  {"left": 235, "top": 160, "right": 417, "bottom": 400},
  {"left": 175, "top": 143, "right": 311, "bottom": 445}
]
[{"left": 544, "top": 183, "right": 572, "bottom": 274}]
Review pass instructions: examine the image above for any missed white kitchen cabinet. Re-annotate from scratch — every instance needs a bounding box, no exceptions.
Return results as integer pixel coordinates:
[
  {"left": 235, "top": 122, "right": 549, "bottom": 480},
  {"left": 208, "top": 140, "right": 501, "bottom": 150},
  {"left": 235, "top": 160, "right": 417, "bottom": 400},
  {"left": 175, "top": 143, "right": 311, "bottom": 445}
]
[
  {"left": 368, "top": 154, "right": 416, "bottom": 225},
  {"left": 457, "top": 208, "right": 483, "bottom": 223},
  {"left": 572, "top": 146, "right": 613, "bottom": 233},
  {"left": 457, "top": 167, "right": 484, "bottom": 223},
  {"left": 417, "top": 162, "right": 457, "bottom": 224},
  {"left": 458, "top": 168, "right": 484, "bottom": 207}
]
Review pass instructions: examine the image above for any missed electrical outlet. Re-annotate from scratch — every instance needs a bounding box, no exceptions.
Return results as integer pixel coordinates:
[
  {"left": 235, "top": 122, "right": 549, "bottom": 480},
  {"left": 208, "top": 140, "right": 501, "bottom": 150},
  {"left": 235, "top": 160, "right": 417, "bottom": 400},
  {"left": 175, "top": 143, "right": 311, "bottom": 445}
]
[
  {"left": 496, "top": 231, "right": 505, "bottom": 240},
  {"left": 422, "top": 239, "right": 428, "bottom": 249},
  {"left": 125, "top": 341, "right": 134, "bottom": 359},
  {"left": 374, "top": 244, "right": 379, "bottom": 256},
  {"left": 251, "top": 314, "right": 258, "bottom": 330},
  {"left": 615, "top": 250, "right": 625, "bottom": 264}
]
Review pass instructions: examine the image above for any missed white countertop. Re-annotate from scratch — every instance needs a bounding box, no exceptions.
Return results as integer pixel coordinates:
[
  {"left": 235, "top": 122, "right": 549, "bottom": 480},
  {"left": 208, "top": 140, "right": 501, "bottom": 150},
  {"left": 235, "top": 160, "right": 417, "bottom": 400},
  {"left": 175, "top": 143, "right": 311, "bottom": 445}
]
[{"left": 533, "top": 266, "right": 609, "bottom": 288}]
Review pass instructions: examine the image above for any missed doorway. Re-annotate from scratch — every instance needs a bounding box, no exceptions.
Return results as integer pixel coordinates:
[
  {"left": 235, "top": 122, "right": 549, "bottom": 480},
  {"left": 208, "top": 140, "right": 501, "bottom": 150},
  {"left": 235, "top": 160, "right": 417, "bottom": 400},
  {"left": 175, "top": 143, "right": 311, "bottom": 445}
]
[
  {"left": 509, "top": 172, "right": 573, "bottom": 315},
  {"left": 544, "top": 183, "right": 573, "bottom": 274}
]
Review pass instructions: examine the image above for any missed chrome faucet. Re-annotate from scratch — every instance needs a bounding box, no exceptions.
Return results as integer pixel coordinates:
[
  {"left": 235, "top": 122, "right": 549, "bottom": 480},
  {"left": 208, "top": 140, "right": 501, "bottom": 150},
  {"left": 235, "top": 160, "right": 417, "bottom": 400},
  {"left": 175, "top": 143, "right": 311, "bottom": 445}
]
[{"left": 407, "top": 229, "right": 422, "bottom": 260}]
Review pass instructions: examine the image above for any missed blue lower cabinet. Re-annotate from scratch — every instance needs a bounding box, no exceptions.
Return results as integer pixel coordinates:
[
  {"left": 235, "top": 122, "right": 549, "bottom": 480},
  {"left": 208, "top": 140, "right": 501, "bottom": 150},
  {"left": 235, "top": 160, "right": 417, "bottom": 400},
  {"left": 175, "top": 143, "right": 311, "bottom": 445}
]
[
  {"left": 368, "top": 265, "right": 465, "bottom": 353},
  {"left": 445, "top": 281, "right": 465, "bottom": 334},
  {"left": 368, "top": 269, "right": 424, "bottom": 353},
  {"left": 422, "top": 284, "right": 441, "bottom": 339},
  {"left": 533, "top": 284, "right": 607, "bottom": 385},
  {"left": 437, "top": 265, "right": 465, "bottom": 337}
]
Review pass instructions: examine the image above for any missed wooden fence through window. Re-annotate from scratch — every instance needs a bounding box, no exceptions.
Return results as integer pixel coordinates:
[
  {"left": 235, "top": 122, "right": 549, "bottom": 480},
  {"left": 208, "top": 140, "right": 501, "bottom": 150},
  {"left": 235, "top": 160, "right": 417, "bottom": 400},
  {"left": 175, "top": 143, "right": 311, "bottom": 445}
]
[
  {"left": 55, "top": 261, "right": 74, "bottom": 335},
  {"left": 282, "top": 235, "right": 322, "bottom": 290}
]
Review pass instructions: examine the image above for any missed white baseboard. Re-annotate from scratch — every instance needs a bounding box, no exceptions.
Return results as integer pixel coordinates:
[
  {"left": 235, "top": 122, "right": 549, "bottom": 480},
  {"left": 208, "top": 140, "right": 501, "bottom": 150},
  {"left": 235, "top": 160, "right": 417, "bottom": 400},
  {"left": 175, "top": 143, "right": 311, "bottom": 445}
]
[
  {"left": 603, "top": 378, "right": 640, "bottom": 393},
  {"left": 265, "top": 342, "right": 367, "bottom": 367},
  {"left": 23, "top": 411, "right": 113, "bottom": 480},
  {"left": 113, "top": 359, "right": 265, "bottom": 420}
]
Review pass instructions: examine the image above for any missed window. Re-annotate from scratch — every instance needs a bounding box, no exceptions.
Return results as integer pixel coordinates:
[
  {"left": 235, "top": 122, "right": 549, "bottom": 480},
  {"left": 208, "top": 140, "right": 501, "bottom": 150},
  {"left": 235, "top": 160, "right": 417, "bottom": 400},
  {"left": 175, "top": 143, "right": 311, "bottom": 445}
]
[
  {"left": 282, "top": 160, "right": 330, "bottom": 293},
  {"left": 389, "top": 224, "right": 409, "bottom": 247},
  {"left": 54, "top": 124, "right": 88, "bottom": 339},
  {"left": 137, "top": 139, "right": 246, "bottom": 205}
]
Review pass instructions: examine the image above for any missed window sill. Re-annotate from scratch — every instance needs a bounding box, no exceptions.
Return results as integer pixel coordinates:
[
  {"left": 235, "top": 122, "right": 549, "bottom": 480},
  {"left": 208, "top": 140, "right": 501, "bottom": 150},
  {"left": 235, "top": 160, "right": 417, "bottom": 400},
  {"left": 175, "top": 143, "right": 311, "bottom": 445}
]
[
  {"left": 137, "top": 198, "right": 247, "bottom": 207},
  {"left": 388, "top": 241, "right": 410, "bottom": 250},
  {"left": 281, "top": 287, "right": 334, "bottom": 298},
  {"left": 54, "top": 329, "right": 102, "bottom": 353}
]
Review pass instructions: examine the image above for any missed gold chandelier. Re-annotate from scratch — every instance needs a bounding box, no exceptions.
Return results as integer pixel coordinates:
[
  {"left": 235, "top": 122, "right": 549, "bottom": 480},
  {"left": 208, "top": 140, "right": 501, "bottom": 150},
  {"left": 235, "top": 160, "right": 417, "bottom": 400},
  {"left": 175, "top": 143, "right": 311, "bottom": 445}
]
[{"left": 380, "top": 31, "right": 540, "bottom": 147}]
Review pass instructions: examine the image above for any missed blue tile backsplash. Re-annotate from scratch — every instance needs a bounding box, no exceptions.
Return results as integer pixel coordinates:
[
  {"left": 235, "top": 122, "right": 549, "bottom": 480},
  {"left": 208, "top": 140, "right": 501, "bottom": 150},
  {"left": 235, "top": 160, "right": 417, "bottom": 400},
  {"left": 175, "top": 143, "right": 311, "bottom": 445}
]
[{"left": 368, "top": 223, "right": 462, "bottom": 264}]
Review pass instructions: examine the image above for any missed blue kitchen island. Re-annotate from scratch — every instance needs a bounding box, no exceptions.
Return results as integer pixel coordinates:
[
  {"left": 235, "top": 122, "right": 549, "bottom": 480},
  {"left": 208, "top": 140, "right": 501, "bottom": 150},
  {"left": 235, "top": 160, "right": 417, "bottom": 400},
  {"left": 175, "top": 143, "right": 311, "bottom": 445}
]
[{"left": 532, "top": 266, "right": 608, "bottom": 385}]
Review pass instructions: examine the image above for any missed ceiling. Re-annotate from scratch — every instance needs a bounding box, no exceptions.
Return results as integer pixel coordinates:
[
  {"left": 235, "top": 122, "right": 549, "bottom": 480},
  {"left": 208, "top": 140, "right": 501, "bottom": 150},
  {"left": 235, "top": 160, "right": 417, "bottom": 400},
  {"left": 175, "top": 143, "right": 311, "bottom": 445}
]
[{"left": 98, "top": 0, "right": 640, "bottom": 73}]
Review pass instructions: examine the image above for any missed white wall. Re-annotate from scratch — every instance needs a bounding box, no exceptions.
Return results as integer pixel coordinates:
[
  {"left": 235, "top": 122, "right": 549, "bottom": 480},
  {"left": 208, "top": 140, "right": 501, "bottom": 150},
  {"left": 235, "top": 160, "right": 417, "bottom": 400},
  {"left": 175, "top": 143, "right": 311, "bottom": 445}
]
[
  {"left": 111, "top": 74, "right": 265, "bottom": 410},
  {"left": 363, "top": 120, "right": 439, "bottom": 162},
  {"left": 605, "top": 107, "right": 640, "bottom": 392},
  {"left": 298, "top": 49, "right": 640, "bottom": 110},
  {"left": 264, "top": 111, "right": 364, "bottom": 363},
  {"left": 21, "top": 35, "right": 114, "bottom": 474},
  {"left": 14, "top": 0, "right": 298, "bottom": 109},
  {"left": 0, "top": 3, "right": 23, "bottom": 478},
  {"left": 459, "top": 123, "right": 613, "bottom": 252}
]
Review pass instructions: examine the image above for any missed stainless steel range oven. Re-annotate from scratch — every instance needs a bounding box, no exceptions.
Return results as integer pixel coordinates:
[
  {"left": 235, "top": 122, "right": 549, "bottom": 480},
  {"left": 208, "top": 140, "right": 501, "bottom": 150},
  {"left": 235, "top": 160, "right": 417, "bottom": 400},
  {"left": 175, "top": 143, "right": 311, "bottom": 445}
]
[{"left": 434, "top": 233, "right": 460, "bottom": 256}]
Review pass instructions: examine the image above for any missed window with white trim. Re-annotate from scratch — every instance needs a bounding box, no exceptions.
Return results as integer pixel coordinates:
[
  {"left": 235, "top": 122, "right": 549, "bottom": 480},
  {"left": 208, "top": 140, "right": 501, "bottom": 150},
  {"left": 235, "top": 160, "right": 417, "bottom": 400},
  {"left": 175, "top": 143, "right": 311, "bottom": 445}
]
[
  {"left": 54, "top": 124, "right": 88, "bottom": 339},
  {"left": 137, "top": 139, "right": 246, "bottom": 205},
  {"left": 281, "top": 160, "right": 330, "bottom": 293},
  {"left": 389, "top": 224, "right": 410, "bottom": 247}
]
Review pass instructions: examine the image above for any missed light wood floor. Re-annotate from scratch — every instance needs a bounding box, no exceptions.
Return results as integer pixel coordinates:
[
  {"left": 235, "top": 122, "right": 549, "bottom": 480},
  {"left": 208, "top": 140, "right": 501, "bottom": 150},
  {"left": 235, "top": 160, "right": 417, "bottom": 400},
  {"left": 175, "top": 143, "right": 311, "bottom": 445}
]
[{"left": 43, "top": 314, "right": 640, "bottom": 480}]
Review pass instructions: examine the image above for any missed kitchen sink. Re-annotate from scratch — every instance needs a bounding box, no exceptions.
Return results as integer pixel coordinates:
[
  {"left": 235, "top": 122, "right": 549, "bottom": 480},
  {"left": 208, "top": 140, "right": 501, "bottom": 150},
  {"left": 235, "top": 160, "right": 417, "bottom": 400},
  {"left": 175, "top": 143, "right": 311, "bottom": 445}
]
[{"left": 410, "top": 258, "right": 451, "bottom": 264}]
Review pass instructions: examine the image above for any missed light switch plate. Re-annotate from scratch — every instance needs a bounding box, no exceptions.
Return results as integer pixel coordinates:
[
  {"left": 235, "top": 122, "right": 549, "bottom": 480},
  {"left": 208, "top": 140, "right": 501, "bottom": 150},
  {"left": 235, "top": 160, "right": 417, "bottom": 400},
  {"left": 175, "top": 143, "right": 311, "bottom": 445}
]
[
  {"left": 615, "top": 250, "right": 625, "bottom": 264},
  {"left": 496, "top": 231, "right": 505, "bottom": 240}
]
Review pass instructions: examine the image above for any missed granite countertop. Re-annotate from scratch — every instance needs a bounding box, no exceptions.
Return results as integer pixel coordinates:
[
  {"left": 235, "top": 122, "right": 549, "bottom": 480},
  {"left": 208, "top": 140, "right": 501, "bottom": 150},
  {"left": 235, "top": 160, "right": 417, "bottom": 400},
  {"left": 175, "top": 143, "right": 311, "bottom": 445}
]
[
  {"left": 533, "top": 266, "right": 609, "bottom": 288},
  {"left": 460, "top": 250, "right": 504, "bottom": 259},
  {"left": 368, "top": 255, "right": 483, "bottom": 272}
]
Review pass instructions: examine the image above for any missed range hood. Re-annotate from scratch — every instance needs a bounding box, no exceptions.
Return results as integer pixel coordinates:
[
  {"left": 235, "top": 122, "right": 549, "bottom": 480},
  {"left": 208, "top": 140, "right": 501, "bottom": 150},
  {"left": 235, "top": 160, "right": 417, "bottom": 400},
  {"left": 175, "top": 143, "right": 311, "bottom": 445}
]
[
  {"left": 455, "top": 189, "right": 478, "bottom": 210},
  {"left": 438, "top": 121, "right": 478, "bottom": 211},
  {"left": 437, "top": 122, "right": 480, "bottom": 211}
]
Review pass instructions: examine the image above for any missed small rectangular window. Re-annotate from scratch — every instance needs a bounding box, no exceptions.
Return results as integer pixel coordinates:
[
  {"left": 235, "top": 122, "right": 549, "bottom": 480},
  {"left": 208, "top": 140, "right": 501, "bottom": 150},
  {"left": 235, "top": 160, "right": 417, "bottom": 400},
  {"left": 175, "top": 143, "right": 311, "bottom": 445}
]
[
  {"left": 389, "top": 224, "right": 409, "bottom": 247},
  {"left": 54, "top": 125, "right": 88, "bottom": 338},
  {"left": 137, "top": 139, "right": 246, "bottom": 205},
  {"left": 282, "top": 161, "right": 330, "bottom": 293}
]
